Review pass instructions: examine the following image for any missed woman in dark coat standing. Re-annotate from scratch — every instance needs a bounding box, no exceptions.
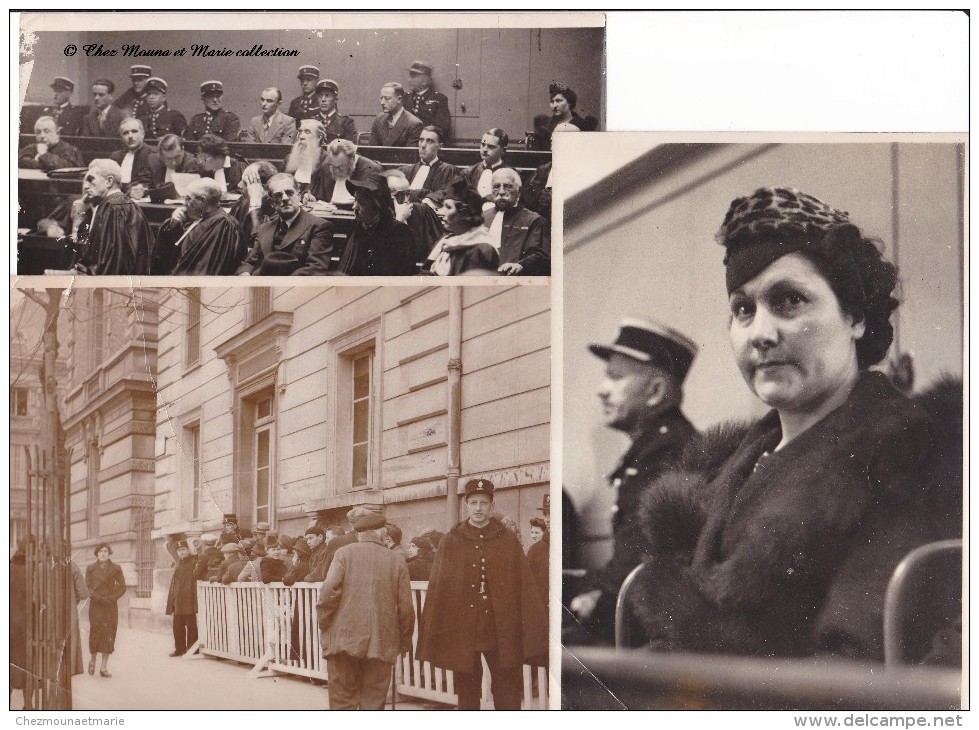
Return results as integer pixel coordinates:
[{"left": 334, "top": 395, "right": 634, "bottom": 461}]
[
  {"left": 405, "top": 536, "right": 435, "bottom": 581},
  {"left": 85, "top": 543, "right": 126, "bottom": 677},
  {"left": 625, "top": 188, "right": 962, "bottom": 665}
]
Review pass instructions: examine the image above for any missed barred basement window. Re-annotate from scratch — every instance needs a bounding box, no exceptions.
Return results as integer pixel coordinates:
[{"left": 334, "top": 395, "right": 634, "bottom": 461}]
[
  {"left": 134, "top": 506, "right": 155, "bottom": 598},
  {"left": 9, "top": 387, "right": 28, "bottom": 417},
  {"left": 185, "top": 289, "right": 201, "bottom": 367}
]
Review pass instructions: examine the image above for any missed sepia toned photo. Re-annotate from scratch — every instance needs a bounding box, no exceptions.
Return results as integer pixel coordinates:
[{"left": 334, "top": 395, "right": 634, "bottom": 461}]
[
  {"left": 559, "top": 136, "right": 965, "bottom": 710},
  {"left": 11, "top": 282, "right": 553, "bottom": 711},
  {"left": 16, "top": 12, "right": 605, "bottom": 277}
]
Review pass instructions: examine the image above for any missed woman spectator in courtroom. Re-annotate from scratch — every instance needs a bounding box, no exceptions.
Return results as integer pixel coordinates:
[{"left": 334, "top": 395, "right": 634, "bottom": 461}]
[
  {"left": 335, "top": 173, "right": 417, "bottom": 276},
  {"left": 625, "top": 187, "right": 962, "bottom": 664},
  {"left": 426, "top": 179, "right": 499, "bottom": 276},
  {"left": 86, "top": 543, "right": 127, "bottom": 677}
]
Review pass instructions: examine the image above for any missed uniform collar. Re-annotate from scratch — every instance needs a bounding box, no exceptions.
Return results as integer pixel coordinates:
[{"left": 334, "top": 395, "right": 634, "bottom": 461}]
[{"left": 612, "top": 407, "right": 692, "bottom": 479}]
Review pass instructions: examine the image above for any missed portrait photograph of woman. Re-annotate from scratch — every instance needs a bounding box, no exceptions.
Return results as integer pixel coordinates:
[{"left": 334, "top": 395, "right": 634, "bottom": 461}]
[{"left": 560, "top": 136, "right": 965, "bottom": 710}]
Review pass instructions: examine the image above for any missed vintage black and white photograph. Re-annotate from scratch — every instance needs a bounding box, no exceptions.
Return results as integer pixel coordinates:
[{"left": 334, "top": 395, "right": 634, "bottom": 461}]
[
  {"left": 559, "top": 136, "right": 965, "bottom": 710},
  {"left": 10, "top": 283, "right": 552, "bottom": 710},
  {"left": 16, "top": 12, "right": 604, "bottom": 277}
]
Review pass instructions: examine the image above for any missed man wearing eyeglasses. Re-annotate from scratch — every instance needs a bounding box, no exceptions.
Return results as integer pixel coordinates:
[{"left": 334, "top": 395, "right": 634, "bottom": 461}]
[
  {"left": 483, "top": 167, "right": 550, "bottom": 276},
  {"left": 155, "top": 177, "right": 244, "bottom": 275},
  {"left": 236, "top": 172, "right": 335, "bottom": 276}
]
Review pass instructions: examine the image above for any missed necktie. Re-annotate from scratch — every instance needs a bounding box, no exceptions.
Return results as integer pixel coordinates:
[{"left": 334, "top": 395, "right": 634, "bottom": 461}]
[{"left": 273, "top": 219, "right": 289, "bottom": 248}]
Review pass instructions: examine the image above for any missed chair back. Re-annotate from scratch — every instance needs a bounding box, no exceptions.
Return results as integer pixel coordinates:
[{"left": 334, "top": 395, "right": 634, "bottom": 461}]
[{"left": 614, "top": 563, "right": 647, "bottom": 649}]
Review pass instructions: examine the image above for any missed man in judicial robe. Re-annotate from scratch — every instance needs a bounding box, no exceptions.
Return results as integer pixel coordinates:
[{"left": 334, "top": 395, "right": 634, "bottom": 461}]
[
  {"left": 156, "top": 178, "right": 244, "bottom": 275},
  {"left": 147, "top": 134, "right": 202, "bottom": 187},
  {"left": 312, "top": 138, "right": 382, "bottom": 204},
  {"left": 81, "top": 79, "right": 127, "bottom": 138},
  {"left": 369, "top": 82, "right": 424, "bottom": 147},
  {"left": 282, "top": 119, "right": 330, "bottom": 199},
  {"left": 460, "top": 128, "right": 513, "bottom": 202},
  {"left": 18, "top": 115, "right": 83, "bottom": 171},
  {"left": 483, "top": 168, "right": 549, "bottom": 276},
  {"left": 197, "top": 134, "right": 248, "bottom": 193},
  {"left": 109, "top": 117, "right": 156, "bottom": 197},
  {"left": 68, "top": 158, "right": 154, "bottom": 275},
  {"left": 398, "top": 125, "right": 458, "bottom": 198},
  {"left": 184, "top": 80, "right": 242, "bottom": 142},
  {"left": 114, "top": 65, "right": 151, "bottom": 118},
  {"left": 385, "top": 169, "right": 444, "bottom": 265},
  {"left": 236, "top": 173, "right": 335, "bottom": 276}
]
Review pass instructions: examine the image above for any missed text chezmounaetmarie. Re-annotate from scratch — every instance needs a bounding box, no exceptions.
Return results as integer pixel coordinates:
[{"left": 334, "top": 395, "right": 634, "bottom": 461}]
[{"left": 81, "top": 43, "right": 300, "bottom": 58}]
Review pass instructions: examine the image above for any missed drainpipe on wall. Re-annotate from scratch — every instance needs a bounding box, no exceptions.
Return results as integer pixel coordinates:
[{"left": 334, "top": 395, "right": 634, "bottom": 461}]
[{"left": 445, "top": 287, "right": 463, "bottom": 531}]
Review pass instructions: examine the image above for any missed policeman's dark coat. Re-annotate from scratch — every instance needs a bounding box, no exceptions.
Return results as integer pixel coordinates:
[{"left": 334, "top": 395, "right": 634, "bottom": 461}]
[
  {"left": 114, "top": 88, "right": 148, "bottom": 118},
  {"left": 417, "top": 517, "right": 548, "bottom": 672},
  {"left": 73, "top": 191, "right": 155, "bottom": 276},
  {"left": 287, "top": 93, "right": 319, "bottom": 125},
  {"left": 138, "top": 104, "right": 187, "bottom": 139},
  {"left": 316, "top": 111, "right": 358, "bottom": 144},
  {"left": 44, "top": 103, "right": 86, "bottom": 137},
  {"left": 166, "top": 555, "right": 199, "bottom": 616},
  {"left": 405, "top": 88, "right": 452, "bottom": 140},
  {"left": 185, "top": 109, "right": 242, "bottom": 141},
  {"left": 626, "top": 373, "right": 962, "bottom": 661}
]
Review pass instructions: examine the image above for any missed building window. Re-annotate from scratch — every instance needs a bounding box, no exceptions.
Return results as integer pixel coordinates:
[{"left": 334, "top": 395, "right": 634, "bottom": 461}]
[
  {"left": 236, "top": 388, "right": 276, "bottom": 527},
  {"left": 185, "top": 423, "right": 201, "bottom": 520},
  {"left": 9, "top": 446, "right": 27, "bottom": 489},
  {"left": 185, "top": 289, "right": 201, "bottom": 367},
  {"left": 10, "top": 387, "right": 28, "bottom": 417},
  {"left": 351, "top": 350, "right": 373, "bottom": 488},
  {"left": 334, "top": 334, "right": 379, "bottom": 492},
  {"left": 247, "top": 289, "right": 271, "bottom": 327},
  {"left": 86, "top": 444, "right": 100, "bottom": 539},
  {"left": 254, "top": 394, "right": 274, "bottom": 524},
  {"left": 92, "top": 290, "right": 105, "bottom": 368}
]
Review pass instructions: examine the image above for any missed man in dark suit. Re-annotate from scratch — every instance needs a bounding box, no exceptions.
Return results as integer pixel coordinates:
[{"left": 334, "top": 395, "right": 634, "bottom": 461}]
[
  {"left": 312, "top": 79, "right": 357, "bottom": 144},
  {"left": 81, "top": 78, "right": 126, "bottom": 137},
  {"left": 197, "top": 133, "right": 247, "bottom": 193},
  {"left": 18, "top": 115, "right": 83, "bottom": 171},
  {"left": 237, "top": 173, "right": 335, "bottom": 276},
  {"left": 43, "top": 76, "right": 85, "bottom": 137},
  {"left": 137, "top": 77, "right": 187, "bottom": 139},
  {"left": 147, "top": 134, "right": 202, "bottom": 187},
  {"left": 313, "top": 138, "right": 382, "bottom": 203},
  {"left": 242, "top": 87, "right": 295, "bottom": 144},
  {"left": 398, "top": 125, "right": 458, "bottom": 197},
  {"left": 405, "top": 60, "right": 452, "bottom": 142},
  {"left": 114, "top": 64, "right": 151, "bottom": 118},
  {"left": 483, "top": 167, "right": 549, "bottom": 276},
  {"left": 184, "top": 80, "right": 241, "bottom": 141},
  {"left": 287, "top": 65, "right": 320, "bottom": 125},
  {"left": 109, "top": 117, "right": 156, "bottom": 197},
  {"left": 460, "top": 127, "right": 512, "bottom": 201},
  {"left": 369, "top": 82, "right": 424, "bottom": 147}
]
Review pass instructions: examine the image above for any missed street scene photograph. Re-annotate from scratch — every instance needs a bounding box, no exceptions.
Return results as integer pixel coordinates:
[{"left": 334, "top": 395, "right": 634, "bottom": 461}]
[{"left": 10, "top": 283, "right": 552, "bottom": 710}]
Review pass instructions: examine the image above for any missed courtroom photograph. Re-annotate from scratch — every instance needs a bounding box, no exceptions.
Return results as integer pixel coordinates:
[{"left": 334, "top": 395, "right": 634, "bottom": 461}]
[
  {"left": 10, "top": 283, "right": 553, "bottom": 710},
  {"left": 559, "top": 137, "right": 965, "bottom": 710},
  {"left": 15, "top": 12, "right": 604, "bottom": 277}
]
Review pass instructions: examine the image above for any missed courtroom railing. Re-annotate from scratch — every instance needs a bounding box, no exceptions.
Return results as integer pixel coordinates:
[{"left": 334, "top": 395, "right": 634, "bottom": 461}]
[{"left": 196, "top": 580, "right": 549, "bottom": 710}]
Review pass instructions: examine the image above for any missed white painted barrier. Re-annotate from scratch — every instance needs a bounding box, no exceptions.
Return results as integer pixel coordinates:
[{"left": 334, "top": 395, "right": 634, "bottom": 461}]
[{"left": 196, "top": 581, "right": 548, "bottom": 709}]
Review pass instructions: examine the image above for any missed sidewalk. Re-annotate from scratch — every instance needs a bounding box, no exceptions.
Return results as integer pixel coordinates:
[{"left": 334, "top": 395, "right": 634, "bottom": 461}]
[{"left": 47, "top": 626, "right": 447, "bottom": 711}]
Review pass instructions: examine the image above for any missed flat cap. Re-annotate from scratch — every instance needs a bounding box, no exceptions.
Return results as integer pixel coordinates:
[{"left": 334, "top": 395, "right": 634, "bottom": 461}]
[
  {"left": 221, "top": 543, "right": 241, "bottom": 554},
  {"left": 353, "top": 513, "right": 387, "bottom": 532}
]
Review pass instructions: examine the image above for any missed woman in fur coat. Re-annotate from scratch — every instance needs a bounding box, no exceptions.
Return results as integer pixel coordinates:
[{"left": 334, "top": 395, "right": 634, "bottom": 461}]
[{"left": 625, "top": 187, "right": 961, "bottom": 664}]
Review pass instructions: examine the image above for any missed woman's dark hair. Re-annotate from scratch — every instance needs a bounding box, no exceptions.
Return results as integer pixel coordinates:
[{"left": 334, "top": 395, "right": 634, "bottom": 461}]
[
  {"left": 548, "top": 83, "right": 577, "bottom": 110},
  {"left": 199, "top": 133, "right": 229, "bottom": 157},
  {"left": 441, "top": 179, "right": 485, "bottom": 231},
  {"left": 529, "top": 517, "right": 548, "bottom": 530},
  {"left": 93, "top": 542, "right": 113, "bottom": 557},
  {"left": 444, "top": 195, "right": 485, "bottom": 231},
  {"left": 800, "top": 223, "right": 899, "bottom": 369}
]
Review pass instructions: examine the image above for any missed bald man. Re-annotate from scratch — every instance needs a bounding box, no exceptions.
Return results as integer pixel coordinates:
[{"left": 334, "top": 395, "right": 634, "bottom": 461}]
[
  {"left": 18, "top": 116, "right": 83, "bottom": 171},
  {"left": 156, "top": 178, "right": 244, "bottom": 275}
]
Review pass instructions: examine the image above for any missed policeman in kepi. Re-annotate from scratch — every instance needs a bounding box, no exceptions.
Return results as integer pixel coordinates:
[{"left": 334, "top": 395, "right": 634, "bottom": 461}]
[
  {"left": 566, "top": 317, "right": 698, "bottom": 646},
  {"left": 185, "top": 80, "right": 241, "bottom": 141},
  {"left": 405, "top": 60, "right": 452, "bottom": 143}
]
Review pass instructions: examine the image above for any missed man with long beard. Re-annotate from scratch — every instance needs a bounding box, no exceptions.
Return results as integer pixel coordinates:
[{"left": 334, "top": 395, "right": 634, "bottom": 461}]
[{"left": 282, "top": 119, "right": 330, "bottom": 199}]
